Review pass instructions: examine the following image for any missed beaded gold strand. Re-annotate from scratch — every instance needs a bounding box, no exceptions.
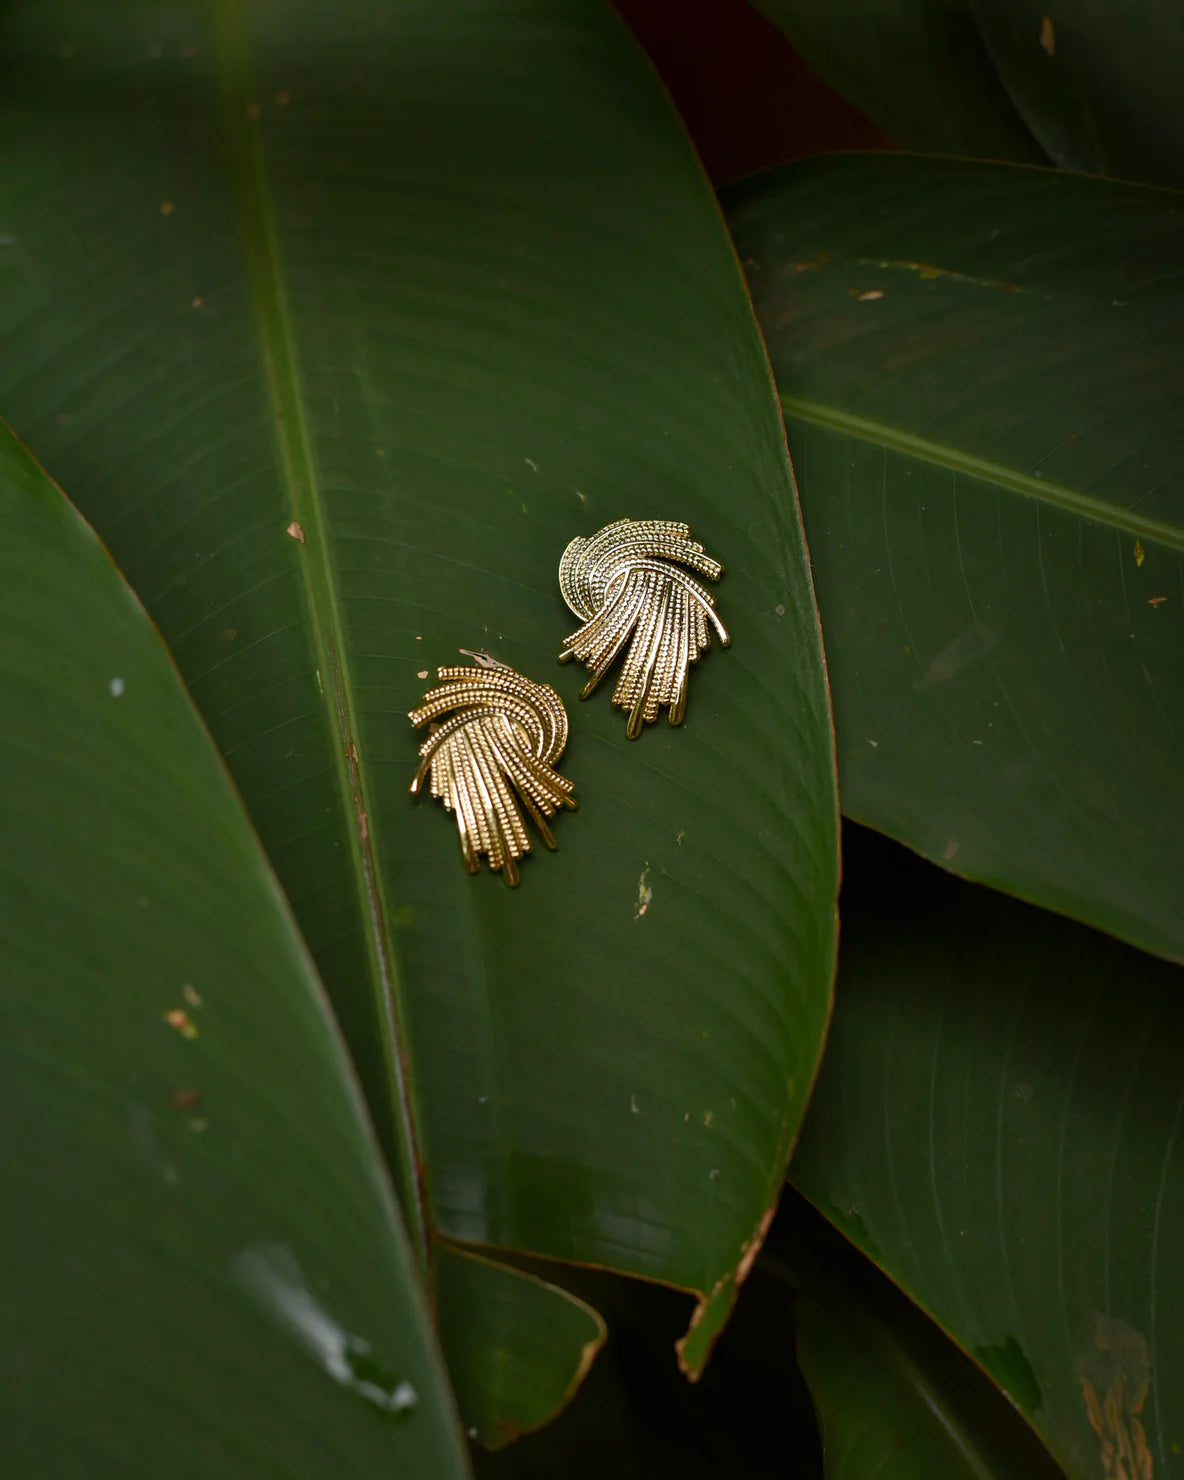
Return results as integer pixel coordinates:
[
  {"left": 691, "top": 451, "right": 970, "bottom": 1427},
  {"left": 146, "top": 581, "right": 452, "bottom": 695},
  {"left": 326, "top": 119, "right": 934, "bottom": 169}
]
[{"left": 409, "top": 651, "right": 576, "bottom": 886}]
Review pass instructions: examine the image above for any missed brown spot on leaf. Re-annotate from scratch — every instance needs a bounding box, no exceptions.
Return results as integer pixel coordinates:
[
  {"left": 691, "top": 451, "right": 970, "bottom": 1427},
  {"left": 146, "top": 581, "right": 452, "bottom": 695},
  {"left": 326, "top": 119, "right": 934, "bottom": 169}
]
[
  {"left": 159, "top": 201, "right": 175, "bottom": 216},
  {"left": 1077, "top": 1312, "right": 1153, "bottom": 1480},
  {"left": 856, "top": 289, "right": 884, "bottom": 301},
  {"left": 1149, "top": 597, "right": 1166, "bottom": 607},
  {"left": 163, "top": 1008, "right": 198, "bottom": 1040},
  {"left": 286, "top": 520, "right": 305, "bottom": 544},
  {"left": 855, "top": 258, "right": 1022, "bottom": 294},
  {"left": 172, "top": 1088, "right": 202, "bottom": 1111},
  {"left": 1135, "top": 541, "right": 1145, "bottom": 566},
  {"left": 634, "top": 864, "right": 652, "bottom": 920},
  {"left": 1040, "top": 15, "right": 1056, "bottom": 54}
]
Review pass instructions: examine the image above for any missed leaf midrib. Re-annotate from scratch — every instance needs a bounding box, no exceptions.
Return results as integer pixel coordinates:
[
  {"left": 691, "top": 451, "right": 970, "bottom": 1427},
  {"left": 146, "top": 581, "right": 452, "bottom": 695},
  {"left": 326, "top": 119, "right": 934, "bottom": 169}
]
[
  {"left": 781, "top": 395, "right": 1184, "bottom": 553},
  {"left": 211, "top": 0, "right": 428, "bottom": 1268}
]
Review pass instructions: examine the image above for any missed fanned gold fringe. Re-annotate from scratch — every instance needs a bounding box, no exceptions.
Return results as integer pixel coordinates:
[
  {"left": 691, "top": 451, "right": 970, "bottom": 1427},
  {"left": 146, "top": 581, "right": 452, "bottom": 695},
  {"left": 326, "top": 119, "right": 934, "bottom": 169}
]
[
  {"left": 558, "top": 518, "right": 729, "bottom": 738},
  {"left": 408, "top": 653, "right": 575, "bottom": 886}
]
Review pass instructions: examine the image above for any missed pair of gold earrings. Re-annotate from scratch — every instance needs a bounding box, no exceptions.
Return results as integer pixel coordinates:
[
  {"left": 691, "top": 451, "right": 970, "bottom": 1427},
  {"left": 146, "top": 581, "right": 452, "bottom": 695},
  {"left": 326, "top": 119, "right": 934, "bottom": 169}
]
[{"left": 409, "top": 517, "right": 728, "bottom": 886}]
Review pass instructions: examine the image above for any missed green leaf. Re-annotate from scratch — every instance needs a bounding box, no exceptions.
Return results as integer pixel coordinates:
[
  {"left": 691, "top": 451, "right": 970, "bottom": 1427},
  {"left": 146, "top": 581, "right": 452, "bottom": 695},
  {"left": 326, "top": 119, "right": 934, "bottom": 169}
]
[
  {"left": 754, "top": 0, "right": 1184, "bottom": 189},
  {"left": 0, "top": 421, "right": 468, "bottom": 1474},
  {"left": 779, "top": 1214, "right": 1068, "bottom": 1479},
  {"left": 474, "top": 1257, "right": 822, "bottom": 1479},
  {"left": 435, "top": 1244, "right": 604, "bottom": 1450},
  {"left": 750, "top": 0, "right": 1045, "bottom": 160},
  {"left": 0, "top": 0, "right": 838, "bottom": 1401},
  {"left": 970, "top": 1, "right": 1184, "bottom": 188},
  {"left": 790, "top": 825, "right": 1184, "bottom": 1480},
  {"left": 725, "top": 153, "right": 1184, "bottom": 962}
]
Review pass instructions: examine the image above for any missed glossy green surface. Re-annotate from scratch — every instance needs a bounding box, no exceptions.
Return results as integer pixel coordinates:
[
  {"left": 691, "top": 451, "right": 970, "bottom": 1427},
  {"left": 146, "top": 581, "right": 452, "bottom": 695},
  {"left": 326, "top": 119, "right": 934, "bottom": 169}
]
[
  {"left": 726, "top": 154, "right": 1184, "bottom": 961},
  {"left": 972, "top": 0, "right": 1184, "bottom": 187},
  {"left": 0, "top": 423, "right": 467, "bottom": 1475},
  {"left": 0, "top": 0, "right": 838, "bottom": 1384},
  {"left": 435, "top": 1244, "right": 604, "bottom": 1450},
  {"left": 785, "top": 1225, "right": 1067, "bottom": 1480},
  {"left": 751, "top": 0, "right": 1044, "bottom": 160},
  {"left": 792, "top": 828, "right": 1184, "bottom": 1480}
]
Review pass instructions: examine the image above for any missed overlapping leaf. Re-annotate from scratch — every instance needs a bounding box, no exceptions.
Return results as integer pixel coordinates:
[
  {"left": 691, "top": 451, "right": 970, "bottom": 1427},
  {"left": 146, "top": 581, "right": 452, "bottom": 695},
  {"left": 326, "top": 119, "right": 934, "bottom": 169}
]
[
  {"left": 726, "top": 153, "right": 1184, "bottom": 961},
  {"left": 750, "top": 0, "right": 1044, "bottom": 160},
  {"left": 753, "top": 0, "right": 1184, "bottom": 187},
  {"left": 0, "top": 0, "right": 838, "bottom": 1406},
  {"left": 782, "top": 1215, "right": 1068, "bottom": 1480},
  {"left": 969, "top": 1, "right": 1184, "bottom": 187},
  {"left": 0, "top": 422, "right": 468, "bottom": 1475},
  {"left": 792, "top": 828, "right": 1184, "bottom": 1480},
  {"left": 435, "top": 1244, "right": 603, "bottom": 1450}
]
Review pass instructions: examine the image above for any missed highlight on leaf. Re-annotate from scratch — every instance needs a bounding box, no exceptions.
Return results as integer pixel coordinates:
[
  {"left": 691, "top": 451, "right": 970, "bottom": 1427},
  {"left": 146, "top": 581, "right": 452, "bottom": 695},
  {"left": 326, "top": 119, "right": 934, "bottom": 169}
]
[
  {"left": 408, "top": 651, "right": 576, "bottom": 887},
  {"left": 557, "top": 518, "right": 729, "bottom": 738}
]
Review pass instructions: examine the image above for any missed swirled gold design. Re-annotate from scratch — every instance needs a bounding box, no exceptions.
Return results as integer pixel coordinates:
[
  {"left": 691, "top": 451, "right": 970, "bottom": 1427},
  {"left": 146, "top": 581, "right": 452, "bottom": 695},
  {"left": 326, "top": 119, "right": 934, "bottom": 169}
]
[
  {"left": 558, "top": 518, "right": 729, "bottom": 738},
  {"left": 408, "top": 651, "right": 575, "bottom": 886}
]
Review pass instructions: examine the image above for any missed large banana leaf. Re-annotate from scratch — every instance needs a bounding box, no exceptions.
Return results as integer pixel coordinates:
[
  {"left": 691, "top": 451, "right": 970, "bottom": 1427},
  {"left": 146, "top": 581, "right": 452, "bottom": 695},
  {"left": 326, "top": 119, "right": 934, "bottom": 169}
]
[
  {"left": 750, "top": 0, "right": 1045, "bottom": 161},
  {"left": 791, "top": 827, "right": 1184, "bottom": 1480},
  {"left": 0, "top": 0, "right": 838, "bottom": 1401},
  {"left": 0, "top": 422, "right": 468, "bottom": 1474},
  {"left": 725, "top": 153, "right": 1184, "bottom": 962}
]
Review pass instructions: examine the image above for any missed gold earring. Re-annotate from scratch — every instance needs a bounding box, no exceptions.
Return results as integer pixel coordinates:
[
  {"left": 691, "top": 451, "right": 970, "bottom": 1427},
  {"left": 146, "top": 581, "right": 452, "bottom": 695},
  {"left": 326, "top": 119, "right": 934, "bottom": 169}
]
[
  {"left": 558, "top": 518, "right": 729, "bottom": 738},
  {"left": 409, "top": 650, "right": 576, "bottom": 886}
]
